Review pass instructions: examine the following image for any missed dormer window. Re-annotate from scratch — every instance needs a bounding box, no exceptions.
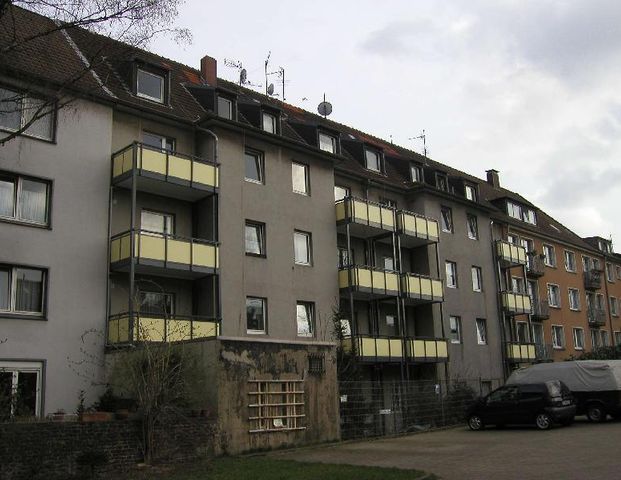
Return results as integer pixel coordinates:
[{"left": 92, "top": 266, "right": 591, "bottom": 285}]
[
  {"left": 319, "top": 132, "right": 337, "bottom": 154},
  {"left": 465, "top": 184, "right": 477, "bottom": 201},
  {"left": 217, "top": 96, "right": 233, "bottom": 119},
  {"left": 262, "top": 112, "right": 277, "bottom": 134},
  {"left": 436, "top": 172, "right": 448, "bottom": 192},
  {"left": 365, "top": 148, "right": 381, "bottom": 172},
  {"left": 410, "top": 163, "right": 423, "bottom": 182},
  {"left": 136, "top": 69, "right": 165, "bottom": 103},
  {"left": 507, "top": 200, "right": 537, "bottom": 225}
]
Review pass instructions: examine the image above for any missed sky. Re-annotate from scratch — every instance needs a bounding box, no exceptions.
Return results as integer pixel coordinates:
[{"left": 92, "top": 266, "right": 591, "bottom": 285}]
[{"left": 152, "top": 0, "right": 621, "bottom": 247}]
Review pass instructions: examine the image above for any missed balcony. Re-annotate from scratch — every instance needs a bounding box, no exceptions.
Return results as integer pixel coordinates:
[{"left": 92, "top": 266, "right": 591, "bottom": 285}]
[
  {"left": 338, "top": 266, "right": 399, "bottom": 299},
  {"left": 496, "top": 240, "right": 527, "bottom": 267},
  {"left": 112, "top": 143, "right": 219, "bottom": 201},
  {"left": 584, "top": 270, "right": 602, "bottom": 290},
  {"left": 110, "top": 229, "right": 219, "bottom": 279},
  {"left": 396, "top": 210, "right": 439, "bottom": 247},
  {"left": 587, "top": 307, "right": 607, "bottom": 327},
  {"left": 526, "top": 253, "right": 545, "bottom": 277},
  {"left": 405, "top": 338, "right": 449, "bottom": 363},
  {"left": 501, "top": 291, "right": 532, "bottom": 315},
  {"left": 107, "top": 312, "right": 219, "bottom": 345},
  {"left": 335, "top": 197, "right": 395, "bottom": 238},
  {"left": 530, "top": 299, "right": 550, "bottom": 320},
  {"left": 505, "top": 342, "right": 536, "bottom": 363},
  {"left": 400, "top": 272, "right": 444, "bottom": 304},
  {"left": 535, "top": 343, "right": 553, "bottom": 362},
  {"left": 344, "top": 335, "right": 403, "bottom": 363}
]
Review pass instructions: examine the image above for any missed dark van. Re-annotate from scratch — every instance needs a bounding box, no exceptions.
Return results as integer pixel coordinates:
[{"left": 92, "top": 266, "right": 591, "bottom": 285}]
[{"left": 467, "top": 380, "right": 576, "bottom": 430}]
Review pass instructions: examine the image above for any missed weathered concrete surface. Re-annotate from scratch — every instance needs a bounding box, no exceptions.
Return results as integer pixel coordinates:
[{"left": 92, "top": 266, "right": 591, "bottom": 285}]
[{"left": 271, "top": 418, "right": 621, "bottom": 480}]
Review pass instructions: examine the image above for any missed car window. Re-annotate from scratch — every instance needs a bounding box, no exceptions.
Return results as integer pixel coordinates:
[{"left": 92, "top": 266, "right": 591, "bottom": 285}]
[{"left": 487, "top": 386, "right": 518, "bottom": 403}]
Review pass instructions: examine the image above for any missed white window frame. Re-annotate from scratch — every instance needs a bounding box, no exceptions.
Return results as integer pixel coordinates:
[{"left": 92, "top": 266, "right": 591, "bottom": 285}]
[
  {"left": 318, "top": 132, "right": 337, "bottom": 153},
  {"left": 466, "top": 213, "right": 478, "bottom": 240},
  {"left": 436, "top": 172, "right": 449, "bottom": 191},
  {"left": 296, "top": 301, "right": 315, "bottom": 337},
  {"left": 0, "top": 173, "right": 51, "bottom": 226},
  {"left": 245, "top": 220, "right": 266, "bottom": 256},
  {"left": 568, "top": 288, "right": 580, "bottom": 311},
  {"left": 476, "top": 318, "right": 487, "bottom": 345},
  {"left": 246, "top": 296, "right": 267, "bottom": 334},
  {"left": 445, "top": 261, "right": 458, "bottom": 288},
  {"left": 141, "top": 209, "right": 174, "bottom": 236},
  {"left": 217, "top": 96, "right": 233, "bottom": 119},
  {"left": 294, "top": 230, "right": 312, "bottom": 266},
  {"left": 440, "top": 206, "right": 453, "bottom": 233},
  {"left": 334, "top": 185, "right": 350, "bottom": 202},
  {"left": 465, "top": 184, "right": 477, "bottom": 201},
  {"left": 364, "top": 148, "right": 381, "bottom": 172},
  {"left": 0, "top": 361, "right": 44, "bottom": 418},
  {"left": 547, "top": 283, "right": 561, "bottom": 308},
  {"left": 262, "top": 111, "right": 277, "bottom": 134},
  {"left": 471, "top": 266, "right": 482, "bottom": 292},
  {"left": 410, "top": 163, "right": 423, "bottom": 182},
  {"left": 564, "top": 250, "right": 576, "bottom": 272},
  {"left": 291, "top": 162, "right": 310, "bottom": 195},
  {"left": 573, "top": 328, "right": 585, "bottom": 350},
  {"left": 552, "top": 325, "right": 565, "bottom": 349},
  {"left": 449, "top": 315, "right": 462, "bottom": 344},
  {"left": 543, "top": 244, "right": 556, "bottom": 267},
  {"left": 136, "top": 69, "right": 165, "bottom": 103}
]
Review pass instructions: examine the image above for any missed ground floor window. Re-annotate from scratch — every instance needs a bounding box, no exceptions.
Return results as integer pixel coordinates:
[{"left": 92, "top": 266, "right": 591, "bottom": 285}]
[
  {"left": 0, "top": 361, "right": 43, "bottom": 419},
  {"left": 248, "top": 379, "right": 305, "bottom": 433}
]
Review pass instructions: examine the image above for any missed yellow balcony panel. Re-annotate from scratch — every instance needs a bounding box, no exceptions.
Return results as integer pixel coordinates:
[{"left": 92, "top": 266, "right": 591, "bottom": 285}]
[
  {"left": 407, "top": 339, "right": 449, "bottom": 363},
  {"left": 346, "top": 336, "right": 404, "bottom": 362},
  {"left": 396, "top": 211, "right": 440, "bottom": 246},
  {"left": 111, "top": 143, "right": 219, "bottom": 201},
  {"left": 501, "top": 291, "right": 532, "bottom": 315},
  {"left": 505, "top": 342, "right": 536, "bottom": 363},
  {"left": 401, "top": 273, "right": 444, "bottom": 304},
  {"left": 335, "top": 197, "right": 395, "bottom": 237},
  {"left": 338, "top": 266, "right": 399, "bottom": 298},
  {"left": 496, "top": 240, "right": 527, "bottom": 266}
]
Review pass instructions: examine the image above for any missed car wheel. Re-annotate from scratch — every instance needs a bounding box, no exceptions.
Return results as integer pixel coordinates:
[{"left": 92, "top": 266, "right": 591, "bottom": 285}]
[
  {"left": 535, "top": 413, "right": 552, "bottom": 430},
  {"left": 468, "top": 415, "right": 484, "bottom": 431},
  {"left": 587, "top": 404, "right": 606, "bottom": 423}
]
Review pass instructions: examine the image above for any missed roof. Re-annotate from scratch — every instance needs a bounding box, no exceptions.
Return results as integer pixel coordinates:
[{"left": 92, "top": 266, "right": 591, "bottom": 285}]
[{"left": 0, "top": 5, "right": 609, "bottom": 254}]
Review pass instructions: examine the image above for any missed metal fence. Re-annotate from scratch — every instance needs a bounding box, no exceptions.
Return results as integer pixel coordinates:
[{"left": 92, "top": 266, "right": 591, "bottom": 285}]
[{"left": 339, "top": 378, "right": 503, "bottom": 440}]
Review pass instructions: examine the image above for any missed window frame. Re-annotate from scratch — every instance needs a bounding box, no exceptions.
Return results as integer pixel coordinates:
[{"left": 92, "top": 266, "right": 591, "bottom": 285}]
[
  {"left": 217, "top": 95, "right": 234, "bottom": 120},
  {"left": 142, "top": 131, "right": 175, "bottom": 152},
  {"left": 296, "top": 301, "right": 315, "bottom": 337},
  {"left": 136, "top": 68, "right": 166, "bottom": 104},
  {"left": 410, "top": 163, "right": 423, "bottom": 183},
  {"left": 364, "top": 148, "right": 382, "bottom": 173},
  {"left": 464, "top": 184, "right": 477, "bottom": 202},
  {"left": 568, "top": 288, "right": 581, "bottom": 311},
  {"left": 471, "top": 266, "right": 482, "bottom": 292},
  {"left": 261, "top": 111, "right": 278, "bottom": 134},
  {"left": 573, "top": 327, "right": 585, "bottom": 350},
  {"left": 542, "top": 244, "right": 556, "bottom": 267},
  {"left": 606, "top": 263, "right": 614, "bottom": 283},
  {"left": 445, "top": 261, "right": 458, "bottom": 288},
  {"left": 294, "top": 230, "right": 312, "bottom": 266},
  {"left": 291, "top": 161, "right": 310, "bottom": 196},
  {"left": 547, "top": 283, "right": 561, "bottom": 308},
  {"left": 0, "top": 264, "right": 47, "bottom": 318},
  {"left": 449, "top": 315, "right": 462, "bottom": 344},
  {"left": 245, "top": 220, "right": 266, "bottom": 257},
  {"left": 140, "top": 209, "right": 174, "bottom": 236},
  {"left": 244, "top": 149, "right": 265, "bottom": 184},
  {"left": 318, "top": 131, "right": 337, "bottom": 154},
  {"left": 466, "top": 213, "right": 478, "bottom": 240},
  {"left": 246, "top": 296, "right": 267, "bottom": 334},
  {"left": 440, "top": 206, "right": 453, "bottom": 233},
  {"left": 564, "top": 250, "right": 576, "bottom": 272},
  {"left": 0, "top": 85, "right": 56, "bottom": 142},
  {"left": 334, "top": 185, "right": 350, "bottom": 202},
  {"left": 476, "top": 318, "right": 487, "bottom": 345},
  {"left": 610, "top": 296, "right": 619, "bottom": 317},
  {"left": 552, "top": 325, "right": 565, "bottom": 349},
  {"left": 0, "top": 360, "right": 44, "bottom": 418},
  {"left": 138, "top": 290, "right": 175, "bottom": 316},
  {"left": 0, "top": 172, "right": 52, "bottom": 228},
  {"left": 435, "top": 172, "right": 449, "bottom": 192}
]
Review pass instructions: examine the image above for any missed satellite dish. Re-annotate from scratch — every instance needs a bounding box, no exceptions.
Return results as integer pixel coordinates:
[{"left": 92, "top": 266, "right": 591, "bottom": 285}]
[
  {"left": 240, "top": 68, "right": 247, "bottom": 84},
  {"left": 317, "top": 101, "right": 332, "bottom": 117},
  {"left": 267, "top": 83, "right": 275, "bottom": 95}
]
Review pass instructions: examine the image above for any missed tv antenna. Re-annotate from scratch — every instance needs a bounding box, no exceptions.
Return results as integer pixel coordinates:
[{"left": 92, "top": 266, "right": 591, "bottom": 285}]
[
  {"left": 264, "top": 51, "right": 286, "bottom": 99},
  {"left": 409, "top": 129, "right": 427, "bottom": 157},
  {"left": 317, "top": 93, "right": 332, "bottom": 118},
  {"left": 224, "top": 58, "right": 261, "bottom": 87}
]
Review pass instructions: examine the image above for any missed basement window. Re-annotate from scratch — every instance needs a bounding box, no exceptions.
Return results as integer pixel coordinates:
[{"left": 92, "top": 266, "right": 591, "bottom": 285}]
[
  {"left": 248, "top": 380, "right": 306, "bottom": 433},
  {"left": 0, "top": 361, "right": 43, "bottom": 419}
]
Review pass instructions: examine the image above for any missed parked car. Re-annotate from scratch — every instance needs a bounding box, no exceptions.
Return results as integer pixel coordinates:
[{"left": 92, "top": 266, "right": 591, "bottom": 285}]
[
  {"left": 506, "top": 360, "right": 621, "bottom": 422},
  {"left": 467, "top": 380, "right": 576, "bottom": 430}
]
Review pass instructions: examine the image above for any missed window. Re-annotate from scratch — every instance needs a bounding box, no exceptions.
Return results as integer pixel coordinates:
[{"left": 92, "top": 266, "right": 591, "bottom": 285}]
[
  {"left": 244, "top": 149, "right": 264, "bottom": 184},
  {"left": 552, "top": 325, "right": 565, "bottom": 349},
  {"left": 564, "top": 250, "right": 576, "bottom": 272},
  {"left": 507, "top": 201, "right": 522, "bottom": 220},
  {"left": 615, "top": 331, "right": 621, "bottom": 345},
  {"left": 262, "top": 112, "right": 277, "bottom": 133},
  {"left": 246, "top": 297, "right": 266, "bottom": 333},
  {"left": 596, "top": 293, "right": 605, "bottom": 310},
  {"left": 0, "top": 173, "right": 50, "bottom": 225},
  {"left": 0, "top": 87, "right": 54, "bottom": 140},
  {"left": 0, "top": 361, "right": 43, "bottom": 418},
  {"left": 606, "top": 263, "right": 614, "bottom": 282},
  {"left": 465, "top": 184, "right": 477, "bottom": 201},
  {"left": 136, "top": 69, "right": 164, "bottom": 103},
  {"left": 471, "top": 266, "right": 482, "bottom": 292},
  {"left": 318, "top": 132, "right": 337, "bottom": 153},
  {"left": 141, "top": 210, "right": 173, "bottom": 236},
  {"left": 568, "top": 288, "right": 580, "bottom": 311},
  {"left": 364, "top": 148, "right": 381, "bottom": 172},
  {"left": 617, "top": 265, "right": 621, "bottom": 281},
  {"left": 582, "top": 255, "right": 591, "bottom": 272},
  {"left": 476, "top": 318, "right": 487, "bottom": 345},
  {"left": 217, "top": 96, "right": 233, "bottom": 119},
  {"left": 291, "top": 162, "right": 309, "bottom": 195},
  {"left": 517, "top": 322, "right": 529, "bottom": 343},
  {"left": 523, "top": 208, "right": 537, "bottom": 225},
  {"left": 440, "top": 206, "right": 453, "bottom": 233},
  {"left": 337, "top": 247, "right": 351, "bottom": 268},
  {"left": 466, "top": 214, "right": 478, "bottom": 240},
  {"left": 379, "top": 197, "right": 397, "bottom": 208},
  {"left": 449, "top": 316, "right": 462, "bottom": 344},
  {"left": 245, "top": 221, "right": 265, "bottom": 256},
  {"left": 591, "top": 329, "right": 601, "bottom": 349},
  {"left": 547, "top": 284, "right": 560, "bottom": 308},
  {"left": 248, "top": 379, "right": 304, "bottom": 432},
  {"left": 436, "top": 173, "right": 449, "bottom": 191},
  {"left": 610, "top": 297, "right": 619, "bottom": 317},
  {"left": 296, "top": 301, "right": 314, "bottom": 337},
  {"left": 294, "top": 231, "right": 312, "bottom": 265},
  {"left": 507, "top": 200, "right": 536, "bottom": 224},
  {"left": 385, "top": 314, "right": 395, "bottom": 327},
  {"left": 334, "top": 185, "right": 350, "bottom": 202},
  {"left": 511, "top": 276, "right": 524, "bottom": 294},
  {"left": 573, "top": 328, "right": 585, "bottom": 350},
  {"left": 520, "top": 238, "right": 534, "bottom": 254},
  {"left": 593, "top": 258, "right": 601, "bottom": 271},
  {"left": 507, "top": 234, "right": 519, "bottom": 245},
  {"left": 383, "top": 256, "right": 395, "bottom": 271},
  {"left": 445, "top": 261, "right": 458, "bottom": 288},
  {"left": 142, "top": 131, "right": 175, "bottom": 152},
  {"left": 410, "top": 164, "right": 423, "bottom": 183},
  {"left": 0, "top": 266, "right": 46, "bottom": 315},
  {"left": 138, "top": 291, "right": 174, "bottom": 316},
  {"left": 602, "top": 330, "right": 610, "bottom": 346},
  {"left": 543, "top": 244, "right": 556, "bottom": 267}
]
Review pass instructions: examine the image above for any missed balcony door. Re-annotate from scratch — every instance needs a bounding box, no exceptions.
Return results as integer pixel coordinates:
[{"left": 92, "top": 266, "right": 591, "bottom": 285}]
[
  {"left": 138, "top": 290, "right": 174, "bottom": 316},
  {"left": 141, "top": 210, "right": 174, "bottom": 236}
]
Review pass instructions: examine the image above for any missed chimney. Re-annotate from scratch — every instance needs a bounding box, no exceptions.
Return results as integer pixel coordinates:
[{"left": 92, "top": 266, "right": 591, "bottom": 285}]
[
  {"left": 486, "top": 169, "right": 500, "bottom": 188},
  {"left": 200, "top": 55, "right": 217, "bottom": 86}
]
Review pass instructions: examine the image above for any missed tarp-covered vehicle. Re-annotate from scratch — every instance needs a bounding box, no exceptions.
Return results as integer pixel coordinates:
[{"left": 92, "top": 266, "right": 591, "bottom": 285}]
[{"left": 507, "top": 360, "right": 621, "bottom": 422}]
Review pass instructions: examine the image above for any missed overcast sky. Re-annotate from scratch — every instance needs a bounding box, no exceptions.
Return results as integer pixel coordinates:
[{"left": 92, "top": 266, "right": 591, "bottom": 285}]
[{"left": 152, "top": 0, "right": 621, "bottom": 247}]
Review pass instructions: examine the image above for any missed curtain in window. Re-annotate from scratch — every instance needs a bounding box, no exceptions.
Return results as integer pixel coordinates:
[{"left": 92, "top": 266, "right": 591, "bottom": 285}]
[
  {"left": 0, "top": 177, "right": 15, "bottom": 217},
  {"left": 0, "top": 87, "right": 22, "bottom": 130},
  {"left": 18, "top": 180, "right": 47, "bottom": 223},
  {"left": 14, "top": 269, "right": 43, "bottom": 313}
]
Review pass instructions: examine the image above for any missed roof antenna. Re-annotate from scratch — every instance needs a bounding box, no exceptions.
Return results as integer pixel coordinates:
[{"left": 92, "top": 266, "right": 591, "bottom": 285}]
[
  {"left": 409, "top": 129, "right": 427, "bottom": 157},
  {"left": 317, "top": 93, "right": 332, "bottom": 118},
  {"left": 265, "top": 51, "right": 286, "bottom": 100},
  {"left": 224, "top": 58, "right": 261, "bottom": 88}
]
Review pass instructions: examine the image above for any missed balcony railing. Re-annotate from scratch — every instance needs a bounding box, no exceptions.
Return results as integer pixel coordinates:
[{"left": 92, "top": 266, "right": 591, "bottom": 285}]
[
  {"left": 338, "top": 265, "right": 399, "bottom": 298},
  {"left": 110, "top": 229, "right": 219, "bottom": 277},
  {"left": 107, "top": 312, "right": 219, "bottom": 344},
  {"left": 584, "top": 270, "right": 602, "bottom": 290},
  {"left": 587, "top": 307, "right": 607, "bottom": 327},
  {"left": 400, "top": 272, "right": 444, "bottom": 304},
  {"left": 405, "top": 338, "right": 449, "bottom": 363},
  {"left": 395, "top": 210, "right": 439, "bottom": 244},
  {"left": 343, "top": 335, "right": 404, "bottom": 362},
  {"left": 496, "top": 240, "right": 527, "bottom": 267},
  {"left": 526, "top": 253, "right": 545, "bottom": 277},
  {"left": 111, "top": 143, "right": 219, "bottom": 198},
  {"left": 335, "top": 197, "right": 395, "bottom": 233},
  {"left": 501, "top": 291, "right": 532, "bottom": 315},
  {"left": 530, "top": 299, "right": 550, "bottom": 320},
  {"left": 505, "top": 342, "right": 536, "bottom": 363},
  {"left": 535, "top": 343, "right": 553, "bottom": 362}
]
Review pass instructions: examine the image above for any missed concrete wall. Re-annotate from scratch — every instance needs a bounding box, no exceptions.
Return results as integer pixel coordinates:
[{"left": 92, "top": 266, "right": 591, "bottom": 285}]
[{"left": 0, "top": 98, "right": 113, "bottom": 414}]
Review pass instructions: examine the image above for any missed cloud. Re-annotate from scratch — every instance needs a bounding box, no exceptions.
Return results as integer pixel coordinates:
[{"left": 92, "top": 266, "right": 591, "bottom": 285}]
[{"left": 359, "top": 20, "right": 433, "bottom": 58}]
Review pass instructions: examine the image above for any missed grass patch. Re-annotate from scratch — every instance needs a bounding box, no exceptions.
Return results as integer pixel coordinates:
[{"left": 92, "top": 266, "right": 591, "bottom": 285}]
[{"left": 122, "top": 456, "right": 436, "bottom": 480}]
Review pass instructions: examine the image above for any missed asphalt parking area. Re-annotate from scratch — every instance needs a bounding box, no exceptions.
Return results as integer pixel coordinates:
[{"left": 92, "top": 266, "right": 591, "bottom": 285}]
[{"left": 271, "top": 418, "right": 621, "bottom": 480}]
